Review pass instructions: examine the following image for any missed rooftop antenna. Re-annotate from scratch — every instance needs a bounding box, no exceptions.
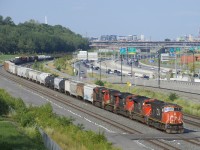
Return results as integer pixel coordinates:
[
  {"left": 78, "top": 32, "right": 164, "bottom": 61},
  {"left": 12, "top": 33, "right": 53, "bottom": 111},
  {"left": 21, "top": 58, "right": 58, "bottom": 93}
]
[{"left": 45, "top": 16, "right": 48, "bottom": 24}]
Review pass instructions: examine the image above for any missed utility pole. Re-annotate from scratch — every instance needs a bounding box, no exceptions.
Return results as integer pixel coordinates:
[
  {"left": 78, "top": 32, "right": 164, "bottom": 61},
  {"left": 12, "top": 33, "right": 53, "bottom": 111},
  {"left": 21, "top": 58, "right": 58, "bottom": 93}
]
[
  {"left": 131, "top": 60, "right": 133, "bottom": 77},
  {"left": 100, "top": 58, "right": 101, "bottom": 81},
  {"left": 121, "top": 55, "right": 122, "bottom": 83},
  {"left": 175, "top": 53, "right": 177, "bottom": 78},
  {"left": 78, "top": 62, "right": 80, "bottom": 80},
  {"left": 158, "top": 47, "right": 161, "bottom": 88},
  {"left": 192, "top": 50, "right": 195, "bottom": 79}
]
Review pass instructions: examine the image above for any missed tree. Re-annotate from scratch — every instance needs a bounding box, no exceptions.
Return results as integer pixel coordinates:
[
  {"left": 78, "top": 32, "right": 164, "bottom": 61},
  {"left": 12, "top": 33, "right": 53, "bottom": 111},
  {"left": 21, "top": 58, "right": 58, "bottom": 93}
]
[{"left": 3, "top": 16, "right": 15, "bottom": 25}]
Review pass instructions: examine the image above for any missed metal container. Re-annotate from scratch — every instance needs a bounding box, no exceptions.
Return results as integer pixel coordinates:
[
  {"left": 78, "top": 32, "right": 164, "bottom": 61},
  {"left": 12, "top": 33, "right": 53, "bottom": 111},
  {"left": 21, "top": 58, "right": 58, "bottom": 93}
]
[
  {"left": 77, "top": 82, "right": 84, "bottom": 99},
  {"left": 28, "top": 69, "right": 41, "bottom": 81},
  {"left": 70, "top": 80, "right": 78, "bottom": 96},
  {"left": 64, "top": 80, "right": 71, "bottom": 94},
  {"left": 59, "top": 78, "right": 67, "bottom": 93},
  {"left": 84, "top": 84, "right": 97, "bottom": 102},
  {"left": 4, "top": 61, "right": 10, "bottom": 71},
  {"left": 54, "top": 77, "right": 63, "bottom": 90},
  {"left": 21, "top": 67, "right": 30, "bottom": 78},
  {"left": 45, "top": 76, "right": 55, "bottom": 89},
  {"left": 37, "top": 73, "right": 51, "bottom": 85},
  {"left": 9, "top": 63, "right": 17, "bottom": 74},
  {"left": 16, "top": 66, "right": 22, "bottom": 76}
]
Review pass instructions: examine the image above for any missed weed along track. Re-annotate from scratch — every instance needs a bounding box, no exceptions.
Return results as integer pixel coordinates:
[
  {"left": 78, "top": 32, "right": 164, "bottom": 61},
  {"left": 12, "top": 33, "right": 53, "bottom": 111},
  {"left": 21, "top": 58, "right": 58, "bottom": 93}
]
[{"left": 1, "top": 67, "right": 200, "bottom": 150}]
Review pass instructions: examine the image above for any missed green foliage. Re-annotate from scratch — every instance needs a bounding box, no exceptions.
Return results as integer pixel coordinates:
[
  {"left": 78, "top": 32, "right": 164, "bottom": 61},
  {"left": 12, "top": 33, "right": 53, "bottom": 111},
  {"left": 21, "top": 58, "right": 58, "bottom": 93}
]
[
  {"left": 0, "top": 16, "right": 89, "bottom": 54},
  {"left": 0, "top": 88, "right": 119, "bottom": 150},
  {"left": 0, "top": 121, "right": 46, "bottom": 150},
  {"left": 168, "top": 93, "right": 179, "bottom": 101},
  {"left": 95, "top": 80, "right": 105, "bottom": 86},
  {"left": 56, "top": 65, "right": 61, "bottom": 71}
]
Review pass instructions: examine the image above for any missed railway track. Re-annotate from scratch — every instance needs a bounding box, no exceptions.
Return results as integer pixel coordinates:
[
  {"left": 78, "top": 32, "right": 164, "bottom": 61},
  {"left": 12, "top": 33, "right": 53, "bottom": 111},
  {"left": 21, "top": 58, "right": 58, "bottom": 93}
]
[{"left": 0, "top": 68, "right": 200, "bottom": 149}]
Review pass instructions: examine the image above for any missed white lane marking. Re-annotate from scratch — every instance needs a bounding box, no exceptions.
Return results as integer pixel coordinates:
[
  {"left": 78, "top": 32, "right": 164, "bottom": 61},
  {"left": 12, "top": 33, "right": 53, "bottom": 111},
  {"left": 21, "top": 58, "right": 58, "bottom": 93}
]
[{"left": 135, "top": 140, "right": 154, "bottom": 150}]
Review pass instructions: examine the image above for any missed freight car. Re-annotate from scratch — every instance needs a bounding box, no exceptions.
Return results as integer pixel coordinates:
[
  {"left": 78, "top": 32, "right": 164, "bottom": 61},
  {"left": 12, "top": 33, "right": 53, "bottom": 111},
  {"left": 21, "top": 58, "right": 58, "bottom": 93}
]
[
  {"left": 11, "top": 55, "right": 53, "bottom": 65},
  {"left": 3, "top": 60, "right": 184, "bottom": 133}
]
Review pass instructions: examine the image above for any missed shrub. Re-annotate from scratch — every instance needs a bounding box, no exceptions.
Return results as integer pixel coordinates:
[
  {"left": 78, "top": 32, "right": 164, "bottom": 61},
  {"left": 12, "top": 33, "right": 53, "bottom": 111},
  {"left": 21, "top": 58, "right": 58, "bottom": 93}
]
[
  {"left": 56, "top": 65, "right": 61, "bottom": 71},
  {"left": 95, "top": 80, "right": 104, "bottom": 86},
  {"left": 168, "top": 93, "right": 179, "bottom": 101}
]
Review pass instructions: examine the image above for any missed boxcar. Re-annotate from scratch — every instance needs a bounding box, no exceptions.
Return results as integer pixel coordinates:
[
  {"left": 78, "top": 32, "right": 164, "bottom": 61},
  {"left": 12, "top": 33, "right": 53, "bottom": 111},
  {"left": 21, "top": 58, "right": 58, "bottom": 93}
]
[
  {"left": 4, "top": 61, "right": 10, "bottom": 71},
  {"left": 64, "top": 79, "right": 71, "bottom": 95},
  {"left": 70, "top": 80, "right": 78, "bottom": 97},
  {"left": 84, "top": 84, "right": 97, "bottom": 103},
  {"left": 77, "top": 82, "right": 84, "bottom": 99}
]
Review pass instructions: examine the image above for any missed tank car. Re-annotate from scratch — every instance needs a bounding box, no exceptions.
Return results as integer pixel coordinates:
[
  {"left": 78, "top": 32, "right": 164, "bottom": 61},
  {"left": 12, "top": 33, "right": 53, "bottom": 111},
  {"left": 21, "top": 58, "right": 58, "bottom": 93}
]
[{"left": 45, "top": 75, "right": 55, "bottom": 89}]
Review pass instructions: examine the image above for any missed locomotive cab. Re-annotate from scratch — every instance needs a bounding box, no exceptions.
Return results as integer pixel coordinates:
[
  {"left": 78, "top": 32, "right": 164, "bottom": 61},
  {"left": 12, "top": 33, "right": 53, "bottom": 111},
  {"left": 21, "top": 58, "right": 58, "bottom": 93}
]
[
  {"left": 150, "top": 100, "right": 184, "bottom": 133},
  {"left": 162, "top": 105, "right": 184, "bottom": 133}
]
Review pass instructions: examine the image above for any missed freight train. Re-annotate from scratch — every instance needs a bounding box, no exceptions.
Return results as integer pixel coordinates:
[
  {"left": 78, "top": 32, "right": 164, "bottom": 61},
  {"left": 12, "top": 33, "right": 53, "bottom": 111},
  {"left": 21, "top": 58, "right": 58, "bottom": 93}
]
[{"left": 3, "top": 58, "right": 184, "bottom": 134}]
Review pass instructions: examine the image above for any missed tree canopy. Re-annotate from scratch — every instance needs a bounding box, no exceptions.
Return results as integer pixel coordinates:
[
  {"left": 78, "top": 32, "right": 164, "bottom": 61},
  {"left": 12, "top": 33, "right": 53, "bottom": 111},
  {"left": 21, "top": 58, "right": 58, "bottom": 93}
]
[{"left": 0, "top": 15, "right": 90, "bottom": 54}]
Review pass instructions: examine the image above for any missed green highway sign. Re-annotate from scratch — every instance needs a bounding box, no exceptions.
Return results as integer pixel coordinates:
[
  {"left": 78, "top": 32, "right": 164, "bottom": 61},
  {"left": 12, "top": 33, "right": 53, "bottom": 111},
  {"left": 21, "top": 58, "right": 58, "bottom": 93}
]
[{"left": 128, "top": 47, "right": 136, "bottom": 54}]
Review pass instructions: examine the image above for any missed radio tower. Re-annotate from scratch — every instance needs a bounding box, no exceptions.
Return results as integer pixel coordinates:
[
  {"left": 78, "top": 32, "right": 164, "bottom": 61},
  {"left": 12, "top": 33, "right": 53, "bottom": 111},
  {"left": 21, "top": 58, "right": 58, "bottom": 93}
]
[{"left": 45, "top": 16, "right": 48, "bottom": 24}]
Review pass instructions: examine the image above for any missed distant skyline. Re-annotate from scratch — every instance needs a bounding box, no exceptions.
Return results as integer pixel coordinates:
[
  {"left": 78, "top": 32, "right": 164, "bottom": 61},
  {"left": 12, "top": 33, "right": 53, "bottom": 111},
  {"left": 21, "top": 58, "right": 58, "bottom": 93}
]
[{"left": 1, "top": 0, "right": 200, "bottom": 40}]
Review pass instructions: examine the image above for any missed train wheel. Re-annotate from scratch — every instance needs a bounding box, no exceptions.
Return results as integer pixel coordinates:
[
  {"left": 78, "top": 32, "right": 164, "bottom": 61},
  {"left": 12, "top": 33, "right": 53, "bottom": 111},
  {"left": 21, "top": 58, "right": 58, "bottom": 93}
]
[
  {"left": 144, "top": 117, "right": 149, "bottom": 125},
  {"left": 178, "top": 129, "right": 184, "bottom": 134},
  {"left": 166, "top": 129, "right": 171, "bottom": 134},
  {"left": 101, "top": 102, "right": 105, "bottom": 109}
]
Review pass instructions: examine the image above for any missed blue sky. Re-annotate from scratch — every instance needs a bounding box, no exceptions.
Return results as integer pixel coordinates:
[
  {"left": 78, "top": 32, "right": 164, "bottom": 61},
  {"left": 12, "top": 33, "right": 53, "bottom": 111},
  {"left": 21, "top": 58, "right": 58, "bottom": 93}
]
[{"left": 1, "top": 0, "right": 200, "bottom": 40}]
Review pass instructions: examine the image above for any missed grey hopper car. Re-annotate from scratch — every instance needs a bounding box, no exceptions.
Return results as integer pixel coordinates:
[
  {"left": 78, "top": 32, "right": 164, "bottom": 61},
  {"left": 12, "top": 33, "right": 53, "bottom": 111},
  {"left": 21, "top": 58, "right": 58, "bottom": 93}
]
[
  {"left": 45, "top": 75, "right": 55, "bottom": 89},
  {"left": 54, "top": 77, "right": 67, "bottom": 92},
  {"left": 37, "top": 73, "right": 51, "bottom": 85}
]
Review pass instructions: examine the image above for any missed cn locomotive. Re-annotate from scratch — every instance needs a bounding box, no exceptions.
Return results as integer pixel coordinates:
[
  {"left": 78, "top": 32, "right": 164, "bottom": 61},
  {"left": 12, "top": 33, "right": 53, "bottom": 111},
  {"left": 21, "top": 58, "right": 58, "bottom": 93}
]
[{"left": 3, "top": 57, "right": 184, "bottom": 134}]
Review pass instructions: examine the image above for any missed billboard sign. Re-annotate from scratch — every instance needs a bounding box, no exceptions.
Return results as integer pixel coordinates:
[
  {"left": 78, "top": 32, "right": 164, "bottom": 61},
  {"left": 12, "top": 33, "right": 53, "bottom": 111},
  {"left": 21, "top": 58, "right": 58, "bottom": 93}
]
[
  {"left": 88, "top": 52, "right": 98, "bottom": 60},
  {"left": 77, "top": 51, "right": 87, "bottom": 60},
  {"left": 161, "top": 53, "right": 175, "bottom": 61}
]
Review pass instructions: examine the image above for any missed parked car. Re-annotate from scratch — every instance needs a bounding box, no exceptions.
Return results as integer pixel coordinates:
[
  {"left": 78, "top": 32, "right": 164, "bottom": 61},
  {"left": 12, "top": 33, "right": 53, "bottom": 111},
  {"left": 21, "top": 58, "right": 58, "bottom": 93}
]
[
  {"left": 108, "top": 71, "right": 114, "bottom": 74},
  {"left": 94, "top": 67, "right": 100, "bottom": 70},
  {"left": 80, "top": 71, "right": 84, "bottom": 74},
  {"left": 143, "top": 75, "right": 150, "bottom": 80},
  {"left": 114, "top": 70, "right": 118, "bottom": 73},
  {"left": 127, "top": 73, "right": 132, "bottom": 76}
]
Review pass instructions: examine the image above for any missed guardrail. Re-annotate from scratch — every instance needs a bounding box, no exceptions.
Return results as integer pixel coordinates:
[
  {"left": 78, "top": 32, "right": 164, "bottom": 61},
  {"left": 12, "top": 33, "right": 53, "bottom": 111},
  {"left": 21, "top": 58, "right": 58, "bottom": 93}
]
[{"left": 38, "top": 127, "right": 61, "bottom": 150}]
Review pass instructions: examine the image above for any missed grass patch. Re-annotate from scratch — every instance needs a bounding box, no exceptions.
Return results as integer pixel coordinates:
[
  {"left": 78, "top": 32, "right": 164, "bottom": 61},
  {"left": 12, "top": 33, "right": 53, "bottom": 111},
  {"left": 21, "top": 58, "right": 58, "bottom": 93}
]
[
  {"left": 0, "top": 89, "right": 120, "bottom": 150},
  {"left": 53, "top": 55, "right": 75, "bottom": 76},
  {"left": 0, "top": 120, "right": 46, "bottom": 150},
  {"left": 88, "top": 72, "right": 107, "bottom": 79},
  {"left": 0, "top": 54, "right": 18, "bottom": 64}
]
